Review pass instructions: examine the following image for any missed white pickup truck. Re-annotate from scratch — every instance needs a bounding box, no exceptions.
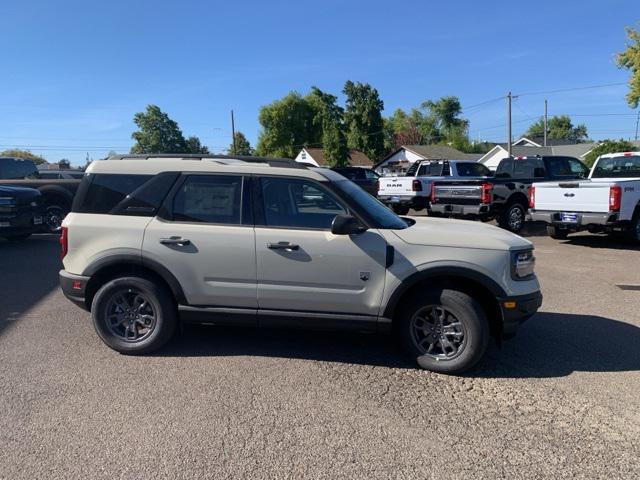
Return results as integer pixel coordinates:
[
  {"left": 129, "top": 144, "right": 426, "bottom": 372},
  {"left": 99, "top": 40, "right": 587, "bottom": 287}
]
[
  {"left": 378, "top": 160, "right": 491, "bottom": 215},
  {"left": 530, "top": 151, "right": 640, "bottom": 243}
]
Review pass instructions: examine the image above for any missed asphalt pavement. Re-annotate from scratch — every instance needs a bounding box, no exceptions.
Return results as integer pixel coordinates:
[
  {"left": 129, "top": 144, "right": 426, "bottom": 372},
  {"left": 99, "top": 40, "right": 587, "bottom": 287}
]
[{"left": 1, "top": 225, "right": 639, "bottom": 479}]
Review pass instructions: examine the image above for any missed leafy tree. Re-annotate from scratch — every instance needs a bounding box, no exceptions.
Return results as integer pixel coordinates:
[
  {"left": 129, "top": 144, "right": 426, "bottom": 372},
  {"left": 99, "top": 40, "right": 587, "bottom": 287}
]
[
  {"left": 228, "top": 132, "right": 254, "bottom": 156},
  {"left": 343, "top": 81, "right": 385, "bottom": 162},
  {"left": 58, "top": 159, "right": 71, "bottom": 169},
  {"left": 308, "top": 87, "right": 348, "bottom": 166},
  {"left": 584, "top": 139, "right": 639, "bottom": 167},
  {"left": 256, "top": 92, "right": 321, "bottom": 158},
  {"left": 0, "top": 149, "right": 46, "bottom": 165},
  {"left": 421, "top": 96, "right": 469, "bottom": 140},
  {"left": 185, "top": 136, "right": 210, "bottom": 154},
  {"left": 616, "top": 25, "right": 640, "bottom": 108},
  {"left": 525, "top": 115, "right": 588, "bottom": 142}
]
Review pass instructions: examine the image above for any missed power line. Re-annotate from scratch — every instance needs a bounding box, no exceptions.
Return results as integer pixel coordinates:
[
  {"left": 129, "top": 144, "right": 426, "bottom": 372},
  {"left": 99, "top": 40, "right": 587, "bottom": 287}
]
[{"left": 515, "top": 82, "right": 627, "bottom": 97}]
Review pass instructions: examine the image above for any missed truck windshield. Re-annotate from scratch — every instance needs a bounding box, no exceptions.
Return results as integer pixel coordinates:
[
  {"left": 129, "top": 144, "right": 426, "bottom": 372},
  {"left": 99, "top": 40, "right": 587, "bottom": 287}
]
[
  {"left": 592, "top": 155, "right": 640, "bottom": 178},
  {"left": 333, "top": 179, "right": 408, "bottom": 230}
]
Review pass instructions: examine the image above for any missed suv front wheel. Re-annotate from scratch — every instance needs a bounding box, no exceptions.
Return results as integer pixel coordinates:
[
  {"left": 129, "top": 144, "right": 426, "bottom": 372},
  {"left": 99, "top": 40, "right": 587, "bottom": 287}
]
[
  {"left": 398, "top": 288, "right": 489, "bottom": 374},
  {"left": 91, "top": 276, "right": 177, "bottom": 354}
]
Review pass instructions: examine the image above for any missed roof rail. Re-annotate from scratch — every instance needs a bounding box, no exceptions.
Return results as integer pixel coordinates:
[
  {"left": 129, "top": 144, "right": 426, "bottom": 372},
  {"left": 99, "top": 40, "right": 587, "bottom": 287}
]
[{"left": 105, "top": 153, "right": 306, "bottom": 169}]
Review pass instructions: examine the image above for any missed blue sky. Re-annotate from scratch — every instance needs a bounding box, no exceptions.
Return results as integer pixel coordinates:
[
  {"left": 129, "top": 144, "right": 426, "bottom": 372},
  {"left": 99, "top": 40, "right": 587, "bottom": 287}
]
[{"left": 1, "top": 0, "right": 638, "bottom": 165}]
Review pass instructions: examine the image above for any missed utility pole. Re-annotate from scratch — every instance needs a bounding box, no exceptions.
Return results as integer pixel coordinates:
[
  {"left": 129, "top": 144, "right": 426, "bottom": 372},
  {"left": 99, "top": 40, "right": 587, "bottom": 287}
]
[
  {"left": 543, "top": 99, "right": 548, "bottom": 147},
  {"left": 507, "top": 92, "right": 512, "bottom": 156},
  {"left": 635, "top": 109, "right": 639, "bottom": 141},
  {"left": 231, "top": 110, "right": 236, "bottom": 155}
]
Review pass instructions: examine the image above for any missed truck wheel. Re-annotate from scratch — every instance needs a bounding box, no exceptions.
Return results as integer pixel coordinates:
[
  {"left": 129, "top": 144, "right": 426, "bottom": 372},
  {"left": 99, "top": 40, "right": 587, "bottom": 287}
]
[
  {"left": 91, "top": 276, "right": 177, "bottom": 355},
  {"left": 43, "top": 202, "right": 69, "bottom": 233},
  {"left": 626, "top": 209, "right": 640, "bottom": 244},
  {"left": 546, "top": 225, "right": 569, "bottom": 240},
  {"left": 498, "top": 202, "right": 526, "bottom": 233},
  {"left": 397, "top": 288, "right": 489, "bottom": 374},
  {"left": 392, "top": 205, "right": 410, "bottom": 215}
]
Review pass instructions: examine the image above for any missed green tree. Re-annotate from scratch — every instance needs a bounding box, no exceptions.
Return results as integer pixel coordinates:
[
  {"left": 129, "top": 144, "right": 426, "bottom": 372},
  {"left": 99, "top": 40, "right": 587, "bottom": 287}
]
[
  {"left": 616, "top": 25, "right": 640, "bottom": 108},
  {"left": 308, "top": 87, "right": 348, "bottom": 166},
  {"left": 0, "top": 149, "right": 46, "bottom": 165},
  {"left": 131, "top": 105, "right": 210, "bottom": 154},
  {"left": 256, "top": 92, "right": 321, "bottom": 158},
  {"left": 525, "top": 115, "right": 588, "bottom": 142},
  {"left": 584, "top": 139, "right": 639, "bottom": 167},
  {"left": 343, "top": 81, "right": 385, "bottom": 162},
  {"left": 422, "top": 96, "right": 469, "bottom": 142},
  {"left": 185, "top": 136, "right": 210, "bottom": 154},
  {"left": 228, "top": 132, "right": 254, "bottom": 156}
]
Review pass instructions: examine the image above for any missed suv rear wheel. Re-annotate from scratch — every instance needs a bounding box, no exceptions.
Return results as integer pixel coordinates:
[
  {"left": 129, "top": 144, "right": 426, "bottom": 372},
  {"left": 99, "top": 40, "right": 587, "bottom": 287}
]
[
  {"left": 398, "top": 288, "right": 489, "bottom": 374},
  {"left": 91, "top": 276, "right": 177, "bottom": 354}
]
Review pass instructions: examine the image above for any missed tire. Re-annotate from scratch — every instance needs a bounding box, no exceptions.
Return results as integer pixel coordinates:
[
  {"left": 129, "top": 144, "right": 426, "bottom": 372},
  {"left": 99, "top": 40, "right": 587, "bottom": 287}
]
[
  {"left": 91, "top": 276, "right": 177, "bottom": 354},
  {"left": 43, "top": 200, "right": 70, "bottom": 233},
  {"left": 626, "top": 208, "right": 640, "bottom": 245},
  {"left": 392, "top": 205, "right": 410, "bottom": 215},
  {"left": 5, "top": 234, "right": 31, "bottom": 242},
  {"left": 397, "top": 288, "right": 490, "bottom": 374},
  {"left": 498, "top": 202, "right": 526, "bottom": 233},
  {"left": 546, "top": 225, "right": 569, "bottom": 240}
]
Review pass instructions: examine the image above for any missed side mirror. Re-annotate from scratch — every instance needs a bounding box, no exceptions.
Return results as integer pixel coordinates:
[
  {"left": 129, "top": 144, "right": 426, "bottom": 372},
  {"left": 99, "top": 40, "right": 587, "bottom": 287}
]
[{"left": 331, "top": 214, "right": 367, "bottom": 235}]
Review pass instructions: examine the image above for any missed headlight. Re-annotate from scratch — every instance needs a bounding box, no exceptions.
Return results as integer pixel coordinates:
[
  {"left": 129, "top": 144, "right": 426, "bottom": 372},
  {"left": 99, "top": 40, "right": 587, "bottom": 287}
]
[{"left": 511, "top": 249, "right": 535, "bottom": 280}]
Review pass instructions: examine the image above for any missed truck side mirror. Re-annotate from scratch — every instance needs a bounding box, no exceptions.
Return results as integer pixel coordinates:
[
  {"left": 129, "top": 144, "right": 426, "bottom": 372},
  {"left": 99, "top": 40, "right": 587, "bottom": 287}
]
[{"left": 331, "top": 215, "right": 367, "bottom": 235}]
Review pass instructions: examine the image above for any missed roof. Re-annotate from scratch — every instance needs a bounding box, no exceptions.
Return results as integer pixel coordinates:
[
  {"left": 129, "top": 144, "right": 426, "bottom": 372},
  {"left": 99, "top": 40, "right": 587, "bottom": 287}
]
[
  {"left": 303, "top": 148, "right": 373, "bottom": 167},
  {"left": 90, "top": 154, "right": 326, "bottom": 180},
  {"left": 378, "top": 144, "right": 480, "bottom": 166}
]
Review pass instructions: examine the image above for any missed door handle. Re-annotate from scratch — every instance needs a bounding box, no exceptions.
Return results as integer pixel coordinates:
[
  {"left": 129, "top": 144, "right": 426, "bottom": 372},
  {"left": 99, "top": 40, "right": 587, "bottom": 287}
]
[
  {"left": 160, "top": 236, "right": 191, "bottom": 246},
  {"left": 267, "top": 242, "right": 299, "bottom": 251}
]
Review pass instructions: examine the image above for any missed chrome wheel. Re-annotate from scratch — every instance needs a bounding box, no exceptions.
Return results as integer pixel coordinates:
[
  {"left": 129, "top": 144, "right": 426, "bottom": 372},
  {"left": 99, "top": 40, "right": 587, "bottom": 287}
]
[
  {"left": 44, "top": 205, "right": 64, "bottom": 233},
  {"left": 105, "top": 289, "right": 157, "bottom": 342},
  {"left": 410, "top": 305, "right": 466, "bottom": 359},
  {"left": 508, "top": 205, "right": 524, "bottom": 231}
]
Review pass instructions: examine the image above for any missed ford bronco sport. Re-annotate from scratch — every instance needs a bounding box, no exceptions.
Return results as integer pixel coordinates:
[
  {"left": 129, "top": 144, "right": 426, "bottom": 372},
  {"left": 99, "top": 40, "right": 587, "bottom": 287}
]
[{"left": 59, "top": 154, "right": 542, "bottom": 374}]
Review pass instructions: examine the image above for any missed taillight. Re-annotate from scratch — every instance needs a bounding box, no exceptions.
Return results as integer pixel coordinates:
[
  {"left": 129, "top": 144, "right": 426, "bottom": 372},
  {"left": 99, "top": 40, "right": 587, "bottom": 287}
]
[
  {"left": 60, "top": 226, "right": 68, "bottom": 260},
  {"left": 480, "top": 183, "right": 492, "bottom": 204},
  {"left": 430, "top": 185, "right": 436, "bottom": 204},
  {"left": 529, "top": 186, "right": 535, "bottom": 209},
  {"left": 412, "top": 179, "right": 422, "bottom": 192},
  {"left": 609, "top": 186, "right": 621, "bottom": 211}
]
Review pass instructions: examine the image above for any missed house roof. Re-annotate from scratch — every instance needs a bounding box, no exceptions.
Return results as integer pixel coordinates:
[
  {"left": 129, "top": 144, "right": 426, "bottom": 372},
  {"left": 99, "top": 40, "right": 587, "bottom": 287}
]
[
  {"left": 304, "top": 148, "right": 373, "bottom": 167},
  {"left": 378, "top": 144, "right": 481, "bottom": 166}
]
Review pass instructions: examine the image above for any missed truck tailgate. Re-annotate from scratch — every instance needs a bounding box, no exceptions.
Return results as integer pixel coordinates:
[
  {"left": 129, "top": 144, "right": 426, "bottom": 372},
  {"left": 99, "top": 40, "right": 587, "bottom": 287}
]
[
  {"left": 434, "top": 181, "right": 483, "bottom": 205},
  {"left": 534, "top": 181, "right": 611, "bottom": 213},
  {"left": 378, "top": 177, "right": 414, "bottom": 196}
]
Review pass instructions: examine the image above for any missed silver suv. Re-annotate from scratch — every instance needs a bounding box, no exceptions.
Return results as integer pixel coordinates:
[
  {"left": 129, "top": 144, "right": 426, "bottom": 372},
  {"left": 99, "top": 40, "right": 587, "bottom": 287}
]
[{"left": 59, "top": 154, "right": 542, "bottom": 374}]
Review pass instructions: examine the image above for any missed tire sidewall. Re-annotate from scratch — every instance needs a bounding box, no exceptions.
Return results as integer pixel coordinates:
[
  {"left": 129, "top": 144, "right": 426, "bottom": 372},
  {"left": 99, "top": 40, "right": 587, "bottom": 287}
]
[
  {"left": 501, "top": 202, "right": 525, "bottom": 233},
  {"left": 91, "top": 276, "right": 176, "bottom": 354},
  {"left": 398, "top": 288, "right": 489, "bottom": 374}
]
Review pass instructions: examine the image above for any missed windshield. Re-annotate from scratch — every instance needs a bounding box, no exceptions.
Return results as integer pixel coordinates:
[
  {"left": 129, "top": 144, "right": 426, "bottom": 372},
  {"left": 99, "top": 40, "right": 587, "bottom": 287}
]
[
  {"left": 592, "top": 155, "right": 640, "bottom": 178},
  {"left": 333, "top": 179, "right": 408, "bottom": 230}
]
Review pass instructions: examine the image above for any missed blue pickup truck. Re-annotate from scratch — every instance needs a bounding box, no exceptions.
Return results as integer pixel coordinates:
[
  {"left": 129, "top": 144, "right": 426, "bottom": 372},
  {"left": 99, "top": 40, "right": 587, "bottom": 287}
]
[{"left": 0, "top": 185, "right": 44, "bottom": 241}]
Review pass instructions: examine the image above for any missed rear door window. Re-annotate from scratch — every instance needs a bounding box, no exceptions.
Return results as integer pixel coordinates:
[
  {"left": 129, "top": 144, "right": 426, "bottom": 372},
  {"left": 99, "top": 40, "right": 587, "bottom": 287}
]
[
  {"left": 0, "top": 159, "right": 38, "bottom": 179},
  {"left": 172, "top": 175, "right": 243, "bottom": 224}
]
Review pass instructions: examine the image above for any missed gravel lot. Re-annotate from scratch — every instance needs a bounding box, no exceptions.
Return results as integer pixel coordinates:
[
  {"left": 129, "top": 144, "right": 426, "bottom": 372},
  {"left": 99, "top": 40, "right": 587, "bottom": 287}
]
[{"left": 1, "top": 224, "right": 639, "bottom": 479}]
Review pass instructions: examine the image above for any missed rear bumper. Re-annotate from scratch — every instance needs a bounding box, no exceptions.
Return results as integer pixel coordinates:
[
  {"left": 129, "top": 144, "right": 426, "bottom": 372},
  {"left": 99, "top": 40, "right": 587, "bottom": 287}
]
[
  {"left": 379, "top": 195, "right": 429, "bottom": 208},
  {"left": 499, "top": 290, "right": 542, "bottom": 338},
  {"left": 430, "top": 203, "right": 491, "bottom": 217},
  {"left": 530, "top": 210, "right": 619, "bottom": 227},
  {"left": 59, "top": 269, "right": 91, "bottom": 310}
]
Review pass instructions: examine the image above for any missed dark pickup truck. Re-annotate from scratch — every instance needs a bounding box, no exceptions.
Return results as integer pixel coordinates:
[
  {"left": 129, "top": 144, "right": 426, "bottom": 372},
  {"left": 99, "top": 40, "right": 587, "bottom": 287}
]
[
  {"left": 0, "top": 157, "right": 81, "bottom": 232},
  {"left": 0, "top": 186, "right": 45, "bottom": 241},
  {"left": 430, "top": 155, "right": 590, "bottom": 232}
]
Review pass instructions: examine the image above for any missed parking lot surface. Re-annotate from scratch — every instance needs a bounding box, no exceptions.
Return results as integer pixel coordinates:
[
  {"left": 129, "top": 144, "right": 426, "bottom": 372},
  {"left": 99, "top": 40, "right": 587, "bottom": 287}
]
[{"left": 1, "top": 225, "right": 639, "bottom": 479}]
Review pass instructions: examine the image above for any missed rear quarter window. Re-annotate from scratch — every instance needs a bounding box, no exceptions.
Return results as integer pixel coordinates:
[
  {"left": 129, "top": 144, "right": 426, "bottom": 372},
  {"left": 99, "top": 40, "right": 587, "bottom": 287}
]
[{"left": 73, "top": 174, "right": 153, "bottom": 214}]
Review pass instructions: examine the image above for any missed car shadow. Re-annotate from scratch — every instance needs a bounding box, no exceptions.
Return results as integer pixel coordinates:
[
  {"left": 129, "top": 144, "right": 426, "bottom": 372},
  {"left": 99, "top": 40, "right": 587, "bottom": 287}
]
[
  {"left": 561, "top": 234, "right": 640, "bottom": 251},
  {"left": 157, "top": 311, "right": 640, "bottom": 378},
  {"left": 0, "top": 235, "right": 61, "bottom": 337}
]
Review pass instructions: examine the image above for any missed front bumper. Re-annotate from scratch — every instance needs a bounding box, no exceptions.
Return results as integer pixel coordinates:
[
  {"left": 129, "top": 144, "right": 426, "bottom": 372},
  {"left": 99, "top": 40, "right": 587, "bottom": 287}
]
[
  {"left": 430, "top": 203, "right": 491, "bottom": 217},
  {"left": 499, "top": 290, "right": 543, "bottom": 338},
  {"left": 59, "top": 270, "right": 91, "bottom": 310},
  {"left": 0, "top": 205, "right": 43, "bottom": 237},
  {"left": 530, "top": 210, "right": 619, "bottom": 227}
]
